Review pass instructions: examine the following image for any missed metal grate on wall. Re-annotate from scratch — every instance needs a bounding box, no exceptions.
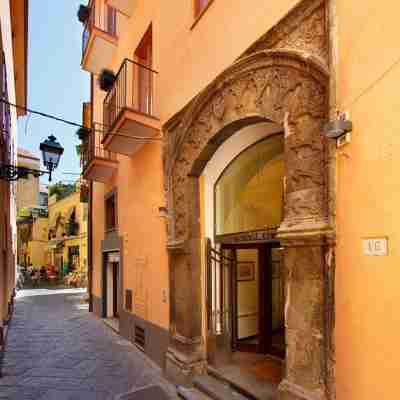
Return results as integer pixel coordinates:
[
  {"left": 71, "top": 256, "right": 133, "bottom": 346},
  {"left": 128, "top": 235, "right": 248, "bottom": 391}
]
[{"left": 134, "top": 325, "right": 145, "bottom": 350}]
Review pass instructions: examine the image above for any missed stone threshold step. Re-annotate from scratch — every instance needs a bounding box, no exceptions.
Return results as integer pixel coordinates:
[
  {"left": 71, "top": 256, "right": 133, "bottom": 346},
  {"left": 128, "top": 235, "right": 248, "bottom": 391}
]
[
  {"left": 192, "top": 375, "right": 250, "bottom": 400},
  {"left": 206, "top": 367, "right": 260, "bottom": 400},
  {"left": 178, "top": 386, "right": 213, "bottom": 400}
]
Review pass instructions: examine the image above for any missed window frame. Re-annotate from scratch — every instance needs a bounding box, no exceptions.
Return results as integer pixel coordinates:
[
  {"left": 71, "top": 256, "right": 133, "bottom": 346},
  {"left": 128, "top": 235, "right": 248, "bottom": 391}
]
[
  {"left": 191, "top": 0, "right": 214, "bottom": 29},
  {"left": 104, "top": 190, "right": 118, "bottom": 233}
]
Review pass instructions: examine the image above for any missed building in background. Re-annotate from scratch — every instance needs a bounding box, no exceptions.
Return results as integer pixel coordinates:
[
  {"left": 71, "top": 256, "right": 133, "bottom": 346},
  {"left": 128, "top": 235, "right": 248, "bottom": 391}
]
[
  {"left": 16, "top": 148, "right": 40, "bottom": 211},
  {"left": 16, "top": 206, "right": 48, "bottom": 268},
  {"left": 0, "top": 0, "right": 28, "bottom": 347},
  {"left": 47, "top": 183, "right": 88, "bottom": 286},
  {"left": 15, "top": 148, "right": 44, "bottom": 269},
  {"left": 78, "top": 0, "right": 400, "bottom": 399}
]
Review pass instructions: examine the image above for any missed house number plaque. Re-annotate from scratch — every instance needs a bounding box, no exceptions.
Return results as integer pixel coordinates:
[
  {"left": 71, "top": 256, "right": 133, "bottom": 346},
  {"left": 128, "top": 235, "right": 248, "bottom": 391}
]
[{"left": 363, "top": 237, "right": 388, "bottom": 256}]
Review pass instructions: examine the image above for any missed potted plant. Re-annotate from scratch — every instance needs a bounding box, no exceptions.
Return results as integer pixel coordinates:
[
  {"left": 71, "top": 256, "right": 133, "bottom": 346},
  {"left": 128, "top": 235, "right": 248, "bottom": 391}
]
[
  {"left": 98, "top": 69, "right": 116, "bottom": 92},
  {"left": 76, "top": 127, "right": 90, "bottom": 141},
  {"left": 77, "top": 5, "right": 90, "bottom": 24}
]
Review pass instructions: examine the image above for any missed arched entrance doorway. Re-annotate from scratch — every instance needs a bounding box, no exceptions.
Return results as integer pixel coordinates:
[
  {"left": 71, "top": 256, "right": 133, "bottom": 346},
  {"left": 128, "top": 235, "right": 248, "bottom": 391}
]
[
  {"left": 202, "top": 124, "right": 286, "bottom": 392},
  {"left": 163, "top": 50, "right": 333, "bottom": 400}
]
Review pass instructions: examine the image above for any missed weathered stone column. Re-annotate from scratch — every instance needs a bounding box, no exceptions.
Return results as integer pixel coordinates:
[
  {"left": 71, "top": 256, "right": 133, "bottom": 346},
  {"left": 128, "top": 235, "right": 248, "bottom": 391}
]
[
  {"left": 277, "top": 236, "right": 329, "bottom": 400},
  {"left": 165, "top": 177, "right": 206, "bottom": 385},
  {"left": 277, "top": 109, "right": 331, "bottom": 400}
]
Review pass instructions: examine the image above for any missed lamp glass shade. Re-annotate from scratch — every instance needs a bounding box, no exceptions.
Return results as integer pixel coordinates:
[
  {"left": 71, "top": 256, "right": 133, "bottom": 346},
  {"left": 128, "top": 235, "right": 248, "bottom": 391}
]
[{"left": 40, "top": 135, "right": 64, "bottom": 169}]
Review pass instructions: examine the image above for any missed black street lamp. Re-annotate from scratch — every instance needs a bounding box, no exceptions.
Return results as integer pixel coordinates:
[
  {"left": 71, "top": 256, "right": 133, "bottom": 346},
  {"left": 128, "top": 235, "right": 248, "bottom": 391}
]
[
  {"left": 39, "top": 135, "right": 64, "bottom": 182},
  {"left": 0, "top": 134, "right": 64, "bottom": 182}
]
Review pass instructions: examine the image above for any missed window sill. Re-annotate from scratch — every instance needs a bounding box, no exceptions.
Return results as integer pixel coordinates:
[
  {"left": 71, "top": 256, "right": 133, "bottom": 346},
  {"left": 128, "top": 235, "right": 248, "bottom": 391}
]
[{"left": 190, "top": 0, "right": 214, "bottom": 30}]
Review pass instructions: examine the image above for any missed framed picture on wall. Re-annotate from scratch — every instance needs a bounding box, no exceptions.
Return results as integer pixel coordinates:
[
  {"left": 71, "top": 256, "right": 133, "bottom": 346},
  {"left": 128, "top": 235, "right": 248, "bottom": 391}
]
[{"left": 237, "top": 261, "right": 255, "bottom": 281}]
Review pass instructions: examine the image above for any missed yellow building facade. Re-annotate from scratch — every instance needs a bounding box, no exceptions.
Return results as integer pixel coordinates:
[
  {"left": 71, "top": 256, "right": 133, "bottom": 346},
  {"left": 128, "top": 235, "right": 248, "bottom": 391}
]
[
  {"left": 79, "top": 1, "right": 400, "bottom": 399},
  {"left": 47, "top": 187, "right": 88, "bottom": 278},
  {"left": 17, "top": 207, "right": 48, "bottom": 268},
  {"left": 16, "top": 149, "right": 48, "bottom": 268}
]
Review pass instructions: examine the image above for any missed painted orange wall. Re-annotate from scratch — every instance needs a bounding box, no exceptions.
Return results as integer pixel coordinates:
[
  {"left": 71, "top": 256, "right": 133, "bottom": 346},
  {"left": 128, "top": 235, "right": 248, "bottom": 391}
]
[
  {"left": 90, "top": 0, "right": 301, "bottom": 331},
  {"left": 91, "top": 71, "right": 168, "bottom": 328},
  {"left": 108, "top": 0, "right": 298, "bottom": 124},
  {"left": 335, "top": 1, "right": 400, "bottom": 399}
]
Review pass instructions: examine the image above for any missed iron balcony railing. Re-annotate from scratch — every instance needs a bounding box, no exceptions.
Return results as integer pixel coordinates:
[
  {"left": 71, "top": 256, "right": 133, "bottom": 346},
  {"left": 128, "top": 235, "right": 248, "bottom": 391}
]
[
  {"left": 103, "top": 59, "right": 158, "bottom": 133},
  {"left": 82, "top": 0, "right": 117, "bottom": 58},
  {"left": 81, "top": 123, "right": 117, "bottom": 173}
]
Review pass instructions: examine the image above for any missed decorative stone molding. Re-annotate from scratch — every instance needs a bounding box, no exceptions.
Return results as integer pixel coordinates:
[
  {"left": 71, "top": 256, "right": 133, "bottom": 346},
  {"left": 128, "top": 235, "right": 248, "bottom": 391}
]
[
  {"left": 164, "top": 51, "right": 329, "bottom": 243},
  {"left": 241, "top": 0, "right": 328, "bottom": 67}
]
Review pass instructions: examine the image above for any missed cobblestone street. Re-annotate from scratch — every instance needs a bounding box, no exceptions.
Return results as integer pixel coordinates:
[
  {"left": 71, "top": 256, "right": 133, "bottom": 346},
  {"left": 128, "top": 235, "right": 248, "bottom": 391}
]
[{"left": 0, "top": 289, "right": 177, "bottom": 400}]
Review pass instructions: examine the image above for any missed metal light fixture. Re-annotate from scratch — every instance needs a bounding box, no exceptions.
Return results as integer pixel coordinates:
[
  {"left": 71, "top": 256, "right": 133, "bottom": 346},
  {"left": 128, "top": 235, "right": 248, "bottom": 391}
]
[
  {"left": 40, "top": 135, "right": 64, "bottom": 182},
  {"left": 0, "top": 135, "right": 64, "bottom": 182},
  {"left": 323, "top": 112, "right": 353, "bottom": 139}
]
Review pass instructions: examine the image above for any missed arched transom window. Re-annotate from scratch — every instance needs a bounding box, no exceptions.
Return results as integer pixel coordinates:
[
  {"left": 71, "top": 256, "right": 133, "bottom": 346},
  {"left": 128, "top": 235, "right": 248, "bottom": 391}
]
[{"left": 215, "top": 134, "right": 284, "bottom": 236}]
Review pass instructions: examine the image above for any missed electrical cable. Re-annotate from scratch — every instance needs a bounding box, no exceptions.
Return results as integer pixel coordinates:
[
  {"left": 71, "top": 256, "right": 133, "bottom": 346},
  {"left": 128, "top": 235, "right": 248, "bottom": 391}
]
[{"left": 1, "top": 98, "right": 163, "bottom": 142}]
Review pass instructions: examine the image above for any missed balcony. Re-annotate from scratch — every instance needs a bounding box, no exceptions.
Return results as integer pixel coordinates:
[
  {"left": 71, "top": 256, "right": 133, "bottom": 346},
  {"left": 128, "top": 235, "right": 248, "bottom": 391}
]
[
  {"left": 102, "top": 59, "right": 160, "bottom": 156},
  {"left": 81, "top": 124, "right": 118, "bottom": 183},
  {"left": 81, "top": 0, "right": 118, "bottom": 74},
  {"left": 107, "top": 0, "right": 134, "bottom": 16}
]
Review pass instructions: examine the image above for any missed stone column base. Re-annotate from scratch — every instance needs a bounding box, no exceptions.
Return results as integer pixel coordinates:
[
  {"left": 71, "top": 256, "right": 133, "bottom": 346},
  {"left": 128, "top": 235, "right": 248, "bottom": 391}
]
[
  {"left": 278, "top": 380, "right": 328, "bottom": 400},
  {"left": 165, "top": 348, "right": 206, "bottom": 387}
]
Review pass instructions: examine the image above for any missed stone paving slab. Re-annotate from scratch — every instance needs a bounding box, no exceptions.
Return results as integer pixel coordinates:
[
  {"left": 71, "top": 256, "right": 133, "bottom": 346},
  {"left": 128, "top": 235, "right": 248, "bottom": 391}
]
[{"left": 0, "top": 289, "right": 178, "bottom": 400}]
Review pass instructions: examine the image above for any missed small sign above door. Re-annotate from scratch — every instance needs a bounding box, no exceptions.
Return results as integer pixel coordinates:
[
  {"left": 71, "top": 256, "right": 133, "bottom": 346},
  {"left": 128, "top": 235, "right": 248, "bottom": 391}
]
[{"left": 363, "top": 238, "right": 388, "bottom": 256}]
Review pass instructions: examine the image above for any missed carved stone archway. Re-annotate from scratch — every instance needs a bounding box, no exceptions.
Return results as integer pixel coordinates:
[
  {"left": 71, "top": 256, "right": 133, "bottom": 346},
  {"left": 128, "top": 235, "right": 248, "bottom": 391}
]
[{"left": 163, "top": 2, "right": 335, "bottom": 399}]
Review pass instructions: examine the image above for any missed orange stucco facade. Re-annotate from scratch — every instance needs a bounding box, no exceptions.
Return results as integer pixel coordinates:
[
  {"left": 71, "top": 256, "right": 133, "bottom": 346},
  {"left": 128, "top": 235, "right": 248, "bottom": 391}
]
[
  {"left": 81, "top": 0, "right": 400, "bottom": 398},
  {"left": 335, "top": 2, "right": 400, "bottom": 399}
]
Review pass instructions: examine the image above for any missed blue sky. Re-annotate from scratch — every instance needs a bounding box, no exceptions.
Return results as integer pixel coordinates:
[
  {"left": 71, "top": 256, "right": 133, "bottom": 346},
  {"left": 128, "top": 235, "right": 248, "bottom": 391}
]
[{"left": 17, "top": 0, "right": 89, "bottom": 184}]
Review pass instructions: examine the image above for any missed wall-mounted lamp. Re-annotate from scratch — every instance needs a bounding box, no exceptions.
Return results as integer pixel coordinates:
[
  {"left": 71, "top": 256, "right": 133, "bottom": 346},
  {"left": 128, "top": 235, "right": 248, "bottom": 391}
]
[
  {"left": 323, "top": 112, "right": 353, "bottom": 139},
  {"left": 0, "top": 135, "right": 64, "bottom": 182}
]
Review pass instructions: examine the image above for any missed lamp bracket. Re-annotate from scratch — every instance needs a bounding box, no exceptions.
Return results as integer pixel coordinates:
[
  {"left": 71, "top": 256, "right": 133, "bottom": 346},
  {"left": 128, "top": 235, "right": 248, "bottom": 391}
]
[{"left": 0, "top": 164, "right": 49, "bottom": 182}]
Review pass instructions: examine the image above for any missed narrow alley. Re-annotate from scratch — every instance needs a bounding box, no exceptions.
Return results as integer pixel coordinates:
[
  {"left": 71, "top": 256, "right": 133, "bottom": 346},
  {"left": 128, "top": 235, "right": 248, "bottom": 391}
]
[{"left": 0, "top": 289, "right": 177, "bottom": 400}]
